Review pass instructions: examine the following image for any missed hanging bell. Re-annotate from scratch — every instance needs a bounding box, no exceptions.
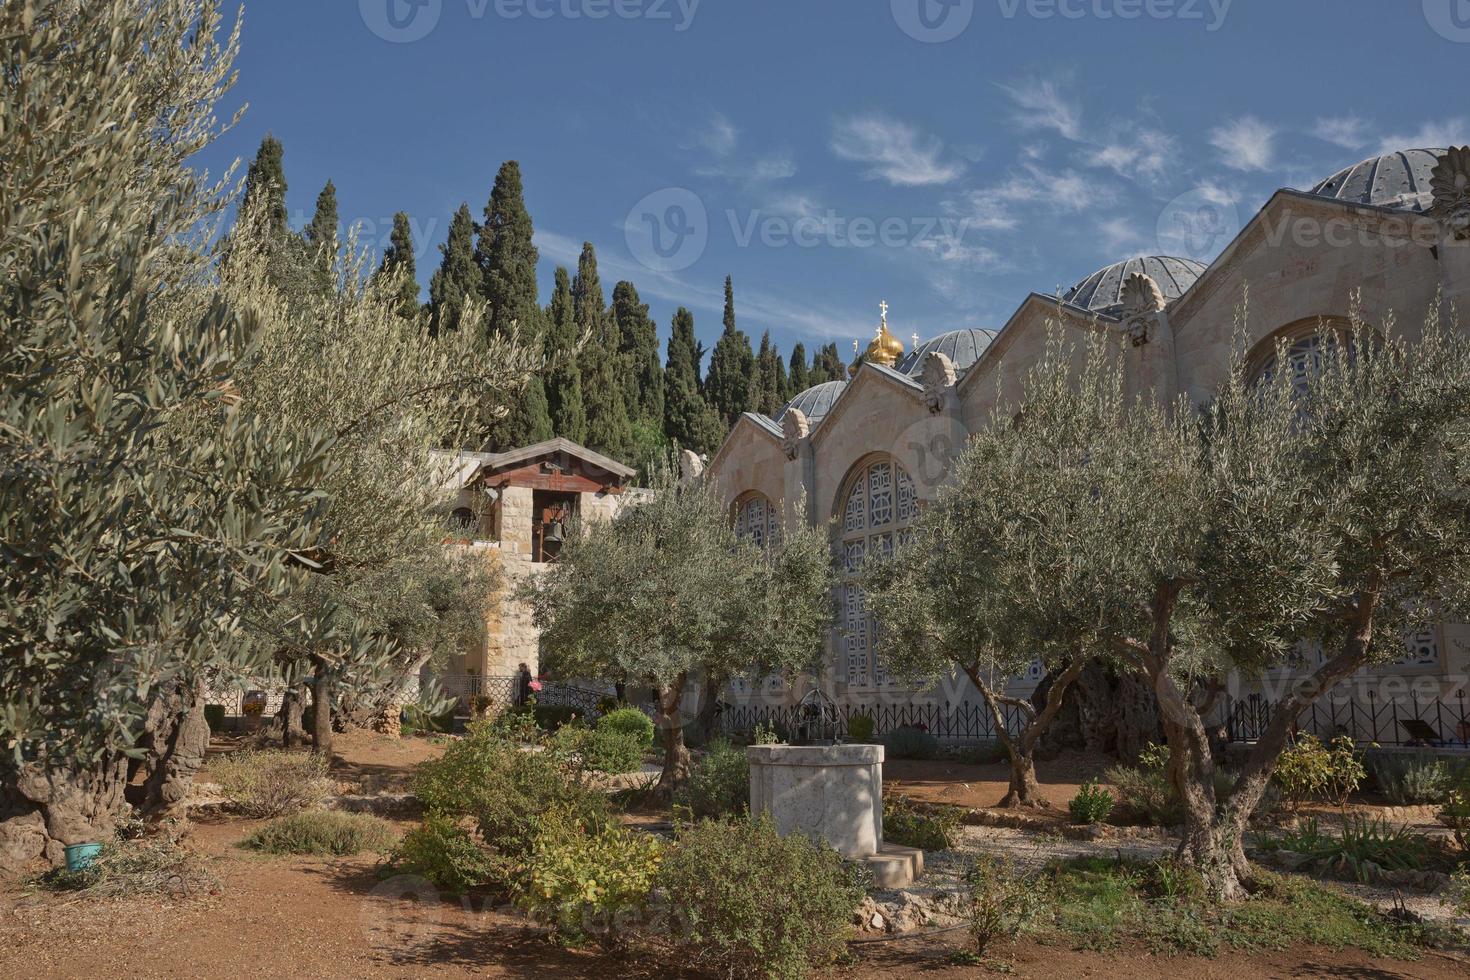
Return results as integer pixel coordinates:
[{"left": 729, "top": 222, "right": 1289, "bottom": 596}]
[{"left": 544, "top": 520, "right": 565, "bottom": 547}]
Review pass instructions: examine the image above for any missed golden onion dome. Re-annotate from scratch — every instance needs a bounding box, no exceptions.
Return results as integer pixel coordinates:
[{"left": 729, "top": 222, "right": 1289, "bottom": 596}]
[{"left": 849, "top": 301, "right": 905, "bottom": 376}]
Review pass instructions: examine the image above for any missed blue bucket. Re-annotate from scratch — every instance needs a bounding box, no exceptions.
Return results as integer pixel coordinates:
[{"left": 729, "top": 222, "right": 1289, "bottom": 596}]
[{"left": 64, "top": 842, "right": 103, "bottom": 872}]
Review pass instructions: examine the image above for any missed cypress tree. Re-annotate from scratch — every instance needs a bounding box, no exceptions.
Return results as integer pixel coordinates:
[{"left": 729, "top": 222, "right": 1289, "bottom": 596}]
[
  {"left": 428, "top": 203, "right": 479, "bottom": 336},
  {"left": 704, "top": 276, "right": 755, "bottom": 426},
  {"left": 663, "top": 307, "right": 725, "bottom": 454},
  {"left": 304, "top": 180, "right": 338, "bottom": 289},
  {"left": 773, "top": 342, "right": 789, "bottom": 407},
  {"left": 612, "top": 280, "right": 664, "bottom": 432},
  {"left": 544, "top": 266, "right": 587, "bottom": 443},
  {"left": 242, "top": 134, "right": 289, "bottom": 238},
  {"left": 484, "top": 374, "right": 555, "bottom": 450},
  {"left": 751, "top": 330, "right": 783, "bottom": 416},
  {"left": 812, "top": 342, "right": 848, "bottom": 383},
  {"left": 477, "top": 161, "right": 541, "bottom": 341},
  {"left": 788, "top": 343, "right": 809, "bottom": 397},
  {"left": 376, "top": 212, "right": 420, "bottom": 319},
  {"left": 574, "top": 243, "right": 632, "bottom": 459}
]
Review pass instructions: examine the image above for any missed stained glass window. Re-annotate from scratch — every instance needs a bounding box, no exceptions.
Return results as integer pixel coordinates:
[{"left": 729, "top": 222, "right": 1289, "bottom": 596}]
[{"left": 838, "top": 459, "right": 919, "bottom": 687}]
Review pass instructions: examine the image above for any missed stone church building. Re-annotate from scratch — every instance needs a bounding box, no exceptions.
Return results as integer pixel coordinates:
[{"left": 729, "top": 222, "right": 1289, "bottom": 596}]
[{"left": 705, "top": 146, "right": 1470, "bottom": 745}]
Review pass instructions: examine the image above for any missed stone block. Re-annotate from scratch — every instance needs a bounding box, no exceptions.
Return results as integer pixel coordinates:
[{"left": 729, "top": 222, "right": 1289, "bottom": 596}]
[{"left": 747, "top": 743, "right": 885, "bottom": 860}]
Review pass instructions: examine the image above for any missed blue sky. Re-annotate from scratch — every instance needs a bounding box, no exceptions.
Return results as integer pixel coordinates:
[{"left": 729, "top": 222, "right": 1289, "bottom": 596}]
[{"left": 194, "top": 0, "right": 1470, "bottom": 365}]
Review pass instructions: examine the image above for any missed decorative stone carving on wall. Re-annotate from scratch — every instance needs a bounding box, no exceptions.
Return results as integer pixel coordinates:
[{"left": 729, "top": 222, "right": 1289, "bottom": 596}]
[
  {"left": 781, "top": 408, "right": 810, "bottom": 460},
  {"left": 920, "top": 352, "right": 956, "bottom": 414},
  {"left": 1119, "top": 271, "right": 1165, "bottom": 347},
  {"left": 677, "top": 448, "right": 705, "bottom": 483},
  {"left": 1430, "top": 146, "right": 1470, "bottom": 241}
]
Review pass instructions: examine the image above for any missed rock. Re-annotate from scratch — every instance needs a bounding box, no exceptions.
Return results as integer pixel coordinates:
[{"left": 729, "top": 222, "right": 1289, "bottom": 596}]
[
  {"left": 0, "top": 810, "right": 48, "bottom": 871},
  {"left": 853, "top": 896, "right": 888, "bottom": 933}
]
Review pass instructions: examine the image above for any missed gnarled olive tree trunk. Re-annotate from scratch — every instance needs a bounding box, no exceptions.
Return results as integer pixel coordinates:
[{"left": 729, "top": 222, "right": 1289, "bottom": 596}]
[
  {"left": 967, "top": 655, "right": 1087, "bottom": 808},
  {"left": 654, "top": 672, "right": 691, "bottom": 796}
]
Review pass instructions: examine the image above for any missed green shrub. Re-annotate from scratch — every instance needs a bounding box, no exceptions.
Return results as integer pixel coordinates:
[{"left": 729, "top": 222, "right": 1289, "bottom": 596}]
[
  {"left": 553, "top": 724, "right": 645, "bottom": 775},
  {"left": 1437, "top": 771, "right": 1470, "bottom": 850},
  {"left": 675, "top": 738, "right": 749, "bottom": 819},
  {"left": 657, "top": 815, "right": 863, "bottom": 980},
  {"left": 204, "top": 704, "right": 226, "bottom": 733},
  {"left": 1265, "top": 815, "right": 1428, "bottom": 882},
  {"left": 414, "top": 720, "right": 608, "bottom": 861},
  {"left": 531, "top": 702, "right": 582, "bottom": 732},
  {"left": 210, "top": 750, "right": 333, "bottom": 818},
  {"left": 949, "top": 741, "right": 1006, "bottom": 765},
  {"left": 242, "top": 810, "right": 397, "bottom": 856},
  {"left": 1272, "top": 735, "right": 1365, "bottom": 810},
  {"left": 1105, "top": 744, "right": 1181, "bottom": 826},
  {"left": 1068, "top": 780, "right": 1115, "bottom": 825},
  {"left": 846, "top": 713, "right": 875, "bottom": 743},
  {"left": 751, "top": 719, "right": 784, "bottom": 745},
  {"left": 597, "top": 707, "right": 655, "bottom": 747},
  {"left": 883, "top": 795, "right": 961, "bottom": 850},
  {"left": 883, "top": 725, "right": 940, "bottom": 761},
  {"left": 962, "top": 853, "right": 1047, "bottom": 957},
  {"left": 388, "top": 814, "right": 501, "bottom": 894},
  {"left": 1366, "top": 751, "right": 1456, "bottom": 804},
  {"left": 517, "top": 807, "right": 663, "bottom": 946}
]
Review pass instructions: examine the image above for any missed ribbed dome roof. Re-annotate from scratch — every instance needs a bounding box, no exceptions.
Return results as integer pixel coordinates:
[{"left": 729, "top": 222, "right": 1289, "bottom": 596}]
[
  {"left": 1309, "top": 148, "right": 1445, "bottom": 212},
  {"left": 1063, "top": 255, "right": 1206, "bottom": 317},
  {"left": 896, "top": 328, "right": 996, "bottom": 377},
  {"left": 776, "top": 380, "right": 846, "bottom": 427}
]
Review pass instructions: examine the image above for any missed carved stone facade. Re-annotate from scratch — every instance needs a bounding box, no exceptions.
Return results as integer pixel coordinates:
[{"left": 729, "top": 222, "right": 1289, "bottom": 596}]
[{"left": 705, "top": 145, "right": 1470, "bottom": 722}]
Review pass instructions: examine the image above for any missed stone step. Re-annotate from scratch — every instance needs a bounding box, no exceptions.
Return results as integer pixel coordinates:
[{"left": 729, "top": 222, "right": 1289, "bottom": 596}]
[{"left": 859, "top": 843, "right": 924, "bottom": 889}]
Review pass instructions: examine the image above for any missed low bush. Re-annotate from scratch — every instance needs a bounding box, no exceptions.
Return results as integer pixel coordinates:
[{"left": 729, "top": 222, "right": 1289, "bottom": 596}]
[
  {"left": 949, "top": 741, "right": 1006, "bottom": 765},
  {"left": 1437, "top": 772, "right": 1470, "bottom": 850},
  {"left": 39, "top": 826, "right": 217, "bottom": 899},
  {"left": 517, "top": 807, "right": 663, "bottom": 947},
  {"left": 1262, "top": 815, "right": 1428, "bottom": 882},
  {"left": 1105, "top": 743, "right": 1181, "bottom": 826},
  {"left": 210, "top": 750, "right": 334, "bottom": 818},
  {"left": 387, "top": 814, "right": 501, "bottom": 894},
  {"left": 242, "top": 811, "right": 397, "bottom": 857},
  {"left": 1068, "top": 780, "right": 1115, "bottom": 825},
  {"left": 1272, "top": 735, "right": 1366, "bottom": 810},
  {"left": 656, "top": 815, "right": 864, "bottom": 980},
  {"left": 413, "top": 719, "right": 608, "bottom": 862},
  {"left": 883, "top": 795, "right": 962, "bottom": 850},
  {"left": 1367, "top": 751, "right": 1457, "bottom": 805},
  {"left": 675, "top": 738, "right": 749, "bottom": 819},
  {"left": 597, "top": 707, "right": 655, "bottom": 747},
  {"left": 962, "top": 853, "right": 1048, "bottom": 957},
  {"left": 552, "top": 724, "right": 645, "bottom": 775},
  {"left": 883, "top": 725, "right": 940, "bottom": 761},
  {"left": 531, "top": 702, "right": 582, "bottom": 732},
  {"left": 846, "top": 713, "right": 875, "bottom": 743}
]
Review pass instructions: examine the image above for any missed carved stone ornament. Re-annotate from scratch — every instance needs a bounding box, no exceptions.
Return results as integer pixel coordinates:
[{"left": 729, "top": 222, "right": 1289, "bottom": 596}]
[
  {"left": 921, "top": 351, "right": 956, "bottom": 414},
  {"left": 1120, "top": 271, "right": 1165, "bottom": 347},
  {"left": 1430, "top": 146, "right": 1470, "bottom": 241},
  {"left": 677, "top": 448, "right": 705, "bottom": 483},
  {"left": 780, "top": 408, "right": 810, "bottom": 460}
]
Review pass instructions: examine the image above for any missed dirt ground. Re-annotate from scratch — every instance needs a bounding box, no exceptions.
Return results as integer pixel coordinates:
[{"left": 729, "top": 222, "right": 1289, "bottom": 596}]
[
  {"left": 1, "top": 733, "right": 1465, "bottom": 979},
  {"left": 885, "top": 751, "right": 1103, "bottom": 812}
]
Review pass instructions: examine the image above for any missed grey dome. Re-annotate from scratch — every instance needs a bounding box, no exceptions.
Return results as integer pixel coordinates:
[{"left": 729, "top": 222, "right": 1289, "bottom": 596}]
[
  {"left": 896, "top": 328, "right": 996, "bottom": 377},
  {"left": 1063, "top": 255, "right": 1206, "bottom": 317},
  {"left": 776, "top": 380, "right": 846, "bottom": 427},
  {"left": 1309, "top": 149, "right": 1446, "bottom": 212}
]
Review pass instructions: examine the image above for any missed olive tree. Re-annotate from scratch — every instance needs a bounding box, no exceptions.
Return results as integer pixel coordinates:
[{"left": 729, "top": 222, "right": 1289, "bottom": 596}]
[
  {"left": 956, "top": 307, "right": 1470, "bottom": 900},
  {"left": 521, "top": 469, "right": 834, "bottom": 792},
  {"left": 0, "top": 1, "right": 333, "bottom": 865}
]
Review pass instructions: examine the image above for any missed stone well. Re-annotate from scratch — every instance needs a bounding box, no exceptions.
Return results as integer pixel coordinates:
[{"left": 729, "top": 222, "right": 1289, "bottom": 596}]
[{"left": 747, "top": 743, "right": 922, "bottom": 887}]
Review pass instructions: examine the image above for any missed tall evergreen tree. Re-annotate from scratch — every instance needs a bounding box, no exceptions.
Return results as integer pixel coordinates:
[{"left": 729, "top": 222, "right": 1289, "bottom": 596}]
[
  {"left": 484, "top": 374, "right": 554, "bottom": 450},
  {"left": 428, "top": 203, "right": 479, "bottom": 336},
  {"left": 812, "top": 342, "right": 848, "bottom": 383},
  {"left": 304, "top": 179, "right": 339, "bottom": 289},
  {"left": 376, "top": 212, "right": 420, "bottom": 319},
  {"left": 704, "top": 276, "right": 755, "bottom": 426},
  {"left": 573, "top": 243, "right": 632, "bottom": 458},
  {"left": 612, "top": 280, "right": 664, "bottom": 432},
  {"left": 544, "top": 266, "right": 587, "bottom": 443},
  {"left": 751, "top": 330, "right": 783, "bottom": 416},
  {"left": 788, "top": 342, "right": 809, "bottom": 397},
  {"left": 663, "top": 307, "right": 724, "bottom": 453},
  {"left": 242, "top": 134, "right": 289, "bottom": 238},
  {"left": 476, "top": 161, "right": 540, "bottom": 341}
]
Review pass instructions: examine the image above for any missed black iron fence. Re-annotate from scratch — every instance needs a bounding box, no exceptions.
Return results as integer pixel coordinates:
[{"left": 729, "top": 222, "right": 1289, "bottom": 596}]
[
  {"left": 436, "top": 674, "right": 616, "bottom": 720},
  {"left": 718, "top": 699, "right": 1030, "bottom": 743},
  {"left": 1221, "top": 691, "right": 1470, "bottom": 747}
]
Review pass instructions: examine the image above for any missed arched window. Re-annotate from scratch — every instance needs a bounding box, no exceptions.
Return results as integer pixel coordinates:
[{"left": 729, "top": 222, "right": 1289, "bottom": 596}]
[
  {"left": 733, "top": 493, "right": 780, "bottom": 550},
  {"left": 836, "top": 457, "right": 919, "bottom": 687},
  {"left": 1248, "top": 317, "right": 1356, "bottom": 396}
]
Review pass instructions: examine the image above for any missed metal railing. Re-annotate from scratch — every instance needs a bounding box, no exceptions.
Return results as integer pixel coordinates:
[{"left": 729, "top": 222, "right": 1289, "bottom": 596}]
[
  {"left": 1221, "top": 691, "right": 1470, "bottom": 746},
  {"left": 718, "top": 699, "right": 1030, "bottom": 743}
]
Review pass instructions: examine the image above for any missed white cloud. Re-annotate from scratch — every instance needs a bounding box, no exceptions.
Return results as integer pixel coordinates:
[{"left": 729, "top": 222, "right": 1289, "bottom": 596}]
[
  {"left": 1312, "top": 115, "right": 1370, "bottom": 150},
  {"left": 998, "top": 79, "right": 1083, "bottom": 141},
  {"left": 1208, "top": 116, "right": 1277, "bottom": 171},
  {"left": 1093, "top": 128, "right": 1179, "bottom": 183},
  {"left": 692, "top": 113, "right": 738, "bottom": 156},
  {"left": 830, "top": 113, "right": 965, "bottom": 187},
  {"left": 1377, "top": 117, "right": 1470, "bottom": 154},
  {"left": 1096, "top": 217, "right": 1147, "bottom": 254}
]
